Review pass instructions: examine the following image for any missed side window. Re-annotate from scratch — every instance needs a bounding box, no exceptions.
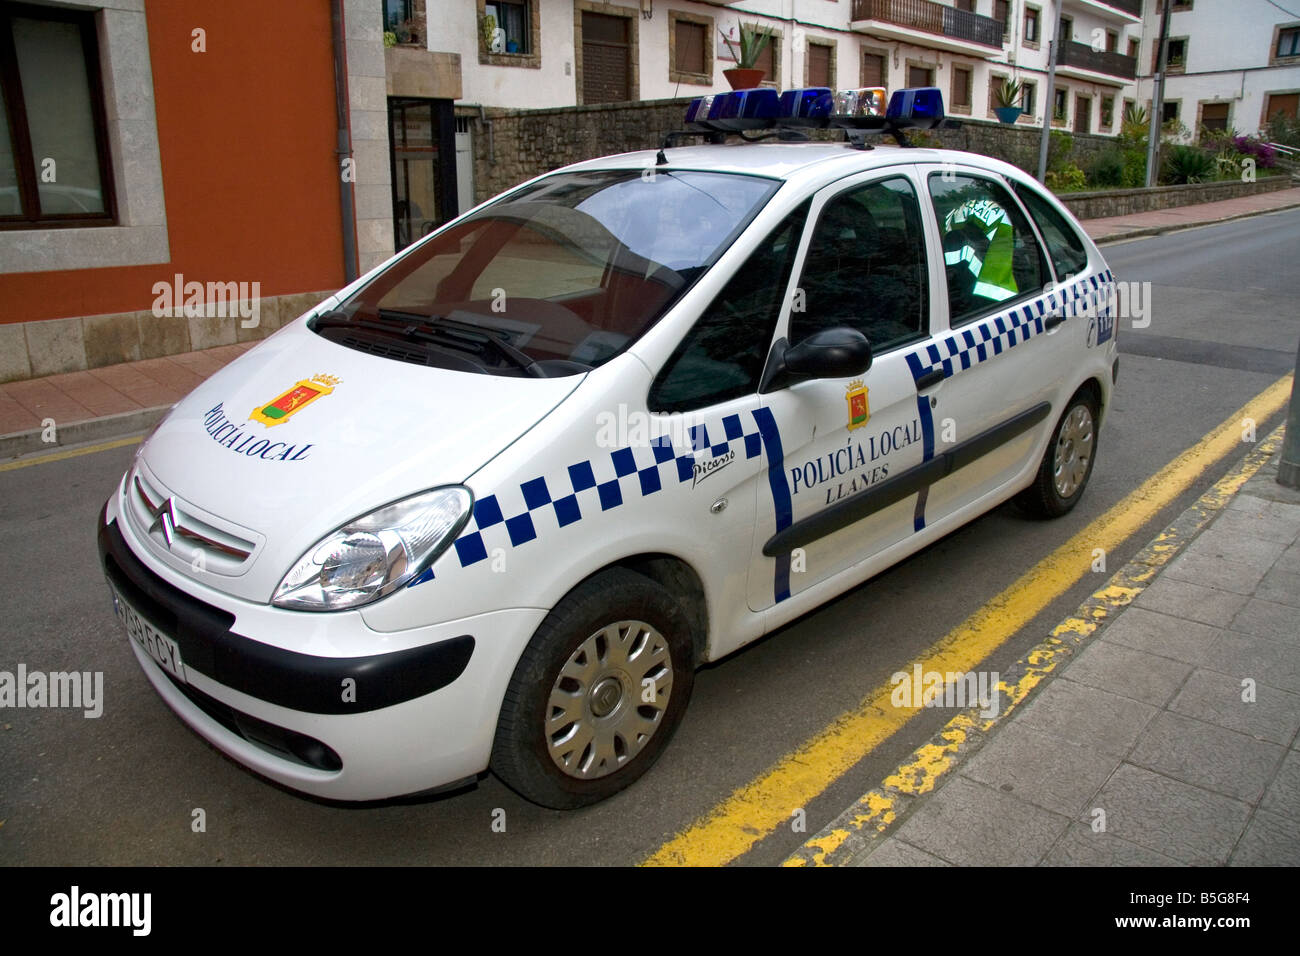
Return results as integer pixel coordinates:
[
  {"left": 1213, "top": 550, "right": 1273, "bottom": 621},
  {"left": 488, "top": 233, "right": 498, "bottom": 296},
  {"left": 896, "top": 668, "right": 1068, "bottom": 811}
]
[
  {"left": 1012, "top": 182, "right": 1089, "bottom": 279},
  {"left": 649, "top": 202, "right": 808, "bottom": 413},
  {"left": 790, "top": 176, "right": 928, "bottom": 352},
  {"left": 928, "top": 173, "right": 1047, "bottom": 326}
]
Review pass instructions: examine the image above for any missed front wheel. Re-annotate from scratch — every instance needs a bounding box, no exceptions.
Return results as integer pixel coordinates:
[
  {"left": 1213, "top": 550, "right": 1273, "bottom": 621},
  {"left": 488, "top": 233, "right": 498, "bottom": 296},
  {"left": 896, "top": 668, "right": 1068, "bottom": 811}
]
[
  {"left": 1016, "top": 388, "right": 1099, "bottom": 518},
  {"left": 490, "top": 568, "right": 695, "bottom": 809}
]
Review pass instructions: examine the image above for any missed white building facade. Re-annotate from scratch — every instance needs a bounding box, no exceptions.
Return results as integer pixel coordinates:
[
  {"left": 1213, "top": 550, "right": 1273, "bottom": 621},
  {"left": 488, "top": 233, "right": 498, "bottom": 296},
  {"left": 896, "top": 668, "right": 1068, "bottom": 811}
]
[
  {"left": 1133, "top": 0, "right": 1300, "bottom": 139},
  {"left": 431, "top": 0, "right": 1144, "bottom": 134}
]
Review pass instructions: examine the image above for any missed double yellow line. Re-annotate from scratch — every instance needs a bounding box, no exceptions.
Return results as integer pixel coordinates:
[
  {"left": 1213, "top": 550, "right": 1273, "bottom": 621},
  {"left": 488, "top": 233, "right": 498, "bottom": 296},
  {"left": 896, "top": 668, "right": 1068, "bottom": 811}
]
[{"left": 643, "top": 374, "right": 1293, "bottom": 867}]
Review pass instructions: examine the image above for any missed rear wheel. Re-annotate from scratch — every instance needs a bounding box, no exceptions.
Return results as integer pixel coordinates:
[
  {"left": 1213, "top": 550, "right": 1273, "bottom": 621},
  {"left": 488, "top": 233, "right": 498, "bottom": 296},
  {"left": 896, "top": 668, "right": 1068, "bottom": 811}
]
[
  {"left": 1017, "top": 388, "right": 1099, "bottom": 519},
  {"left": 490, "top": 568, "right": 695, "bottom": 809}
]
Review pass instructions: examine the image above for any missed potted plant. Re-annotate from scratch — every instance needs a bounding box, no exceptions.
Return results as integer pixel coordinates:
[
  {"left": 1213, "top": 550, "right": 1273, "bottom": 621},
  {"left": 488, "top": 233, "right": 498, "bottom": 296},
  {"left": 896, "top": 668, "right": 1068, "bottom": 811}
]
[
  {"left": 993, "top": 78, "right": 1024, "bottom": 124},
  {"left": 480, "top": 13, "right": 499, "bottom": 54},
  {"left": 719, "top": 22, "right": 774, "bottom": 90}
]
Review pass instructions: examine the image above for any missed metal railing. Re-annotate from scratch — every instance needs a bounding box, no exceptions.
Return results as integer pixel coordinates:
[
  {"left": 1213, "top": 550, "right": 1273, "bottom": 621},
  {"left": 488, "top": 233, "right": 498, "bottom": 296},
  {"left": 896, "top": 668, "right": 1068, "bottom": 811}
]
[
  {"left": 851, "top": 0, "right": 1004, "bottom": 50},
  {"left": 1057, "top": 39, "right": 1137, "bottom": 79}
]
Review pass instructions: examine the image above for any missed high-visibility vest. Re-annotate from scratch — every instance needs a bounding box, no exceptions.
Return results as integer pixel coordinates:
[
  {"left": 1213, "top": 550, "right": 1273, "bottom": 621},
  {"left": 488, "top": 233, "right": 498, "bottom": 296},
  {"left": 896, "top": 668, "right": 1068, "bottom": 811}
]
[{"left": 942, "top": 198, "right": 1018, "bottom": 302}]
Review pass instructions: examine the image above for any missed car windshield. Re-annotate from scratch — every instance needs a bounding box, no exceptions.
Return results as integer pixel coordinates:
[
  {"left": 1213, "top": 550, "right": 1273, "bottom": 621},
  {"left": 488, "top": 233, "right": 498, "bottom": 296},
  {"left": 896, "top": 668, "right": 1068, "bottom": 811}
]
[{"left": 314, "top": 169, "right": 780, "bottom": 377}]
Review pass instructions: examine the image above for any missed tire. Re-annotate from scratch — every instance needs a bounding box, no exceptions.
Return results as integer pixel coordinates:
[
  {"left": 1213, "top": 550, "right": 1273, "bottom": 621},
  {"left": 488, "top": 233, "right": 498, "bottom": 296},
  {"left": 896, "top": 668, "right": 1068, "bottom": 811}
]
[
  {"left": 490, "top": 568, "right": 695, "bottom": 809},
  {"left": 1016, "top": 387, "right": 1099, "bottom": 519}
]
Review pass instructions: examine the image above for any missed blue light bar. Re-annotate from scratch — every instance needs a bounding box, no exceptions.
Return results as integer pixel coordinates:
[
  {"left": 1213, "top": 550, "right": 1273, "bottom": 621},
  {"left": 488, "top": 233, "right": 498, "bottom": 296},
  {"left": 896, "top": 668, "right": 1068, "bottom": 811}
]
[
  {"left": 681, "top": 86, "right": 947, "bottom": 137},
  {"left": 776, "top": 87, "right": 832, "bottom": 126},
  {"left": 886, "top": 87, "right": 945, "bottom": 129},
  {"left": 715, "top": 87, "right": 780, "bottom": 130}
]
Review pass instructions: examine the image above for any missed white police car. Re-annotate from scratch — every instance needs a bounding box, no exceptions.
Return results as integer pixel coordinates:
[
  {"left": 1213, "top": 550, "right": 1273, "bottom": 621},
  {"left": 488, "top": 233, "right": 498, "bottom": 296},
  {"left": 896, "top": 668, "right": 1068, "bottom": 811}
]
[{"left": 99, "top": 88, "right": 1118, "bottom": 808}]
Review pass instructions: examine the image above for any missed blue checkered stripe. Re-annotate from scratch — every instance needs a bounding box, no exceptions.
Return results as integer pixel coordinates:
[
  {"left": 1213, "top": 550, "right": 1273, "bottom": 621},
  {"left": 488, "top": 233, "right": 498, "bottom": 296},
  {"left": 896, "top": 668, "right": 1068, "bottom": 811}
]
[
  {"left": 911, "top": 271, "right": 1113, "bottom": 380},
  {"left": 447, "top": 412, "right": 766, "bottom": 570}
]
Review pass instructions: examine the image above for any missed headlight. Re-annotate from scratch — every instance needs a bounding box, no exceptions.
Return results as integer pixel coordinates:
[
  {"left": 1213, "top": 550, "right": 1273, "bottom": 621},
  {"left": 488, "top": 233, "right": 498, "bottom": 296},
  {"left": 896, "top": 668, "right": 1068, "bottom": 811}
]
[{"left": 272, "top": 487, "right": 472, "bottom": 611}]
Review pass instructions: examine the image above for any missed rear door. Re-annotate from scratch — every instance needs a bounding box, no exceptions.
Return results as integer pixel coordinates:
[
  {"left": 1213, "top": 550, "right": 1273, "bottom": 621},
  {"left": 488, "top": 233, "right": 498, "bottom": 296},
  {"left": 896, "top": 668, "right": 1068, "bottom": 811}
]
[{"left": 911, "top": 164, "right": 1068, "bottom": 527}]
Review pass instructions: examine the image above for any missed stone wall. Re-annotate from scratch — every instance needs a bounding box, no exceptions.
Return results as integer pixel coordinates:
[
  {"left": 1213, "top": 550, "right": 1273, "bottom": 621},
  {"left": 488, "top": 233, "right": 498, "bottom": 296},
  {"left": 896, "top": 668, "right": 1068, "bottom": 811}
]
[
  {"left": 1057, "top": 176, "right": 1293, "bottom": 220},
  {"left": 0, "top": 291, "right": 335, "bottom": 385},
  {"left": 464, "top": 97, "right": 1121, "bottom": 200}
]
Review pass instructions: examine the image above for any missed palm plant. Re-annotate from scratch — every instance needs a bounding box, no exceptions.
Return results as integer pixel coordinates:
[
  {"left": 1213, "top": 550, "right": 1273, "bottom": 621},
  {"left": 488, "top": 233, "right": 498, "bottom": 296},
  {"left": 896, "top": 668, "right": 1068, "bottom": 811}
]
[
  {"left": 720, "top": 22, "right": 774, "bottom": 70},
  {"left": 993, "top": 78, "right": 1025, "bottom": 109}
]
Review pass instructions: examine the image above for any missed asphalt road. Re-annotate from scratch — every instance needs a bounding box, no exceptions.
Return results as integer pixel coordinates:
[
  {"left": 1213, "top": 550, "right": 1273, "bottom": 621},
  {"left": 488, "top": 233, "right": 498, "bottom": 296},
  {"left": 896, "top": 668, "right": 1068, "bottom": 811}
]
[{"left": 1, "top": 208, "right": 1296, "bottom": 866}]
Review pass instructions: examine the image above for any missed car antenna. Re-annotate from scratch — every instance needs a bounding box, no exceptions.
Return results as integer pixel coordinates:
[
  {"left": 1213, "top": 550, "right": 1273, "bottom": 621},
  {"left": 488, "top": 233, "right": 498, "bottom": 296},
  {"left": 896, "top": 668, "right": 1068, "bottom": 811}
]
[{"left": 656, "top": 129, "right": 724, "bottom": 165}]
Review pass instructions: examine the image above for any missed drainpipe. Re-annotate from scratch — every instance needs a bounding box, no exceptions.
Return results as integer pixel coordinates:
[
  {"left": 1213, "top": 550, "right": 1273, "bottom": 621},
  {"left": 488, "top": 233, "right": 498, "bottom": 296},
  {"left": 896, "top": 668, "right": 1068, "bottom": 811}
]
[
  {"left": 331, "top": 0, "right": 359, "bottom": 283},
  {"left": 478, "top": 104, "right": 494, "bottom": 165}
]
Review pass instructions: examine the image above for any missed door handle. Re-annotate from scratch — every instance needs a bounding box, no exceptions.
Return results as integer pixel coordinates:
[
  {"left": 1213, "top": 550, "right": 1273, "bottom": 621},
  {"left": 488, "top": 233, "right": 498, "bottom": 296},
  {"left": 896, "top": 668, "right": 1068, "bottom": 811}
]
[
  {"left": 915, "top": 368, "right": 944, "bottom": 391},
  {"left": 1044, "top": 313, "right": 1064, "bottom": 331}
]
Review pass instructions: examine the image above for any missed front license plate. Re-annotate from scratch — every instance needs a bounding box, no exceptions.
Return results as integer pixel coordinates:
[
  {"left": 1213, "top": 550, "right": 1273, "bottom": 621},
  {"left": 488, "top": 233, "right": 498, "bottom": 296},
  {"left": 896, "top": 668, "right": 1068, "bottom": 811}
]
[{"left": 111, "top": 586, "right": 187, "bottom": 683}]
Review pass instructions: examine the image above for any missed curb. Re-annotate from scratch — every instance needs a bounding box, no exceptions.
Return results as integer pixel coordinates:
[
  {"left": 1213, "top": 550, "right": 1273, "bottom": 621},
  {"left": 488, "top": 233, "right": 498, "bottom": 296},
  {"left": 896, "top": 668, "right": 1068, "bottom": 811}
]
[
  {"left": 0, "top": 404, "right": 171, "bottom": 461},
  {"left": 1089, "top": 198, "right": 1300, "bottom": 244},
  {"left": 783, "top": 424, "right": 1287, "bottom": 867}
]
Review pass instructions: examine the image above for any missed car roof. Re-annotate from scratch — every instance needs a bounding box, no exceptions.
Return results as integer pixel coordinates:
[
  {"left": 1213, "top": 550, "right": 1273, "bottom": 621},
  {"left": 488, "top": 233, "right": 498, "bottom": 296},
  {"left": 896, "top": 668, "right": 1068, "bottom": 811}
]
[{"left": 560, "top": 141, "right": 1032, "bottom": 187}]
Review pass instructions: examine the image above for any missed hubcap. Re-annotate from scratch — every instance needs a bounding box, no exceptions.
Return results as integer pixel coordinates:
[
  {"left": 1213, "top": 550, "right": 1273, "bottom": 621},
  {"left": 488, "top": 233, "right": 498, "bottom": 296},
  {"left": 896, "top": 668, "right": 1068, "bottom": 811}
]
[
  {"left": 546, "top": 620, "right": 673, "bottom": 780},
  {"left": 1053, "top": 404, "right": 1094, "bottom": 499}
]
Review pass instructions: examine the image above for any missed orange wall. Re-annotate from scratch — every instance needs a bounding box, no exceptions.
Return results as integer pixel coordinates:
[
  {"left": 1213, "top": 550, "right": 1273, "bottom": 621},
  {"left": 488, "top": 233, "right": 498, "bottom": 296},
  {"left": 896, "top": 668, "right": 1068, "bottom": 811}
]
[{"left": 0, "top": 0, "right": 351, "bottom": 324}]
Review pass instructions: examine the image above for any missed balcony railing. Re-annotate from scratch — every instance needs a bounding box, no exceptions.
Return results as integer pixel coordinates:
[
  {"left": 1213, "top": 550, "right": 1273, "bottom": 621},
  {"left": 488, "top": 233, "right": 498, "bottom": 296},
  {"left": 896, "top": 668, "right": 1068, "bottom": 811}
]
[
  {"left": 851, "top": 0, "right": 1004, "bottom": 50},
  {"left": 1057, "top": 39, "right": 1137, "bottom": 79}
]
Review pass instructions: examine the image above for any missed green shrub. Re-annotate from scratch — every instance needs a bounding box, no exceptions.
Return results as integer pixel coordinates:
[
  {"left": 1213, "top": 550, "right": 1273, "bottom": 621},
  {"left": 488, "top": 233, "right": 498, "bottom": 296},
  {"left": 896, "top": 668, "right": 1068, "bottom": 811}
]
[
  {"left": 1087, "top": 148, "right": 1127, "bottom": 188},
  {"left": 1045, "top": 162, "right": 1087, "bottom": 192},
  {"left": 1047, "top": 130, "right": 1074, "bottom": 172},
  {"left": 1264, "top": 113, "right": 1300, "bottom": 148},
  {"left": 1162, "top": 144, "right": 1216, "bottom": 184}
]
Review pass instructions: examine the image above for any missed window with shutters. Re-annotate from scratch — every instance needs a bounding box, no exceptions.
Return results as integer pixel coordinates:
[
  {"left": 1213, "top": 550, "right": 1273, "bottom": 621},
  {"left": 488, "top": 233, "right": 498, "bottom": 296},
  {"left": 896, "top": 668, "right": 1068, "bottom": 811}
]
[
  {"left": 860, "top": 48, "right": 887, "bottom": 91},
  {"left": 806, "top": 41, "right": 834, "bottom": 89},
  {"left": 1199, "top": 102, "right": 1229, "bottom": 134},
  {"left": 907, "top": 63, "right": 934, "bottom": 88},
  {"left": 753, "top": 30, "right": 780, "bottom": 86},
  {"left": 993, "top": 0, "right": 1010, "bottom": 39},
  {"left": 950, "top": 65, "right": 972, "bottom": 114},
  {"left": 669, "top": 11, "right": 711, "bottom": 85},
  {"left": 1263, "top": 92, "right": 1297, "bottom": 128},
  {"left": 578, "top": 8, "right": 635, "bottom": 104}
]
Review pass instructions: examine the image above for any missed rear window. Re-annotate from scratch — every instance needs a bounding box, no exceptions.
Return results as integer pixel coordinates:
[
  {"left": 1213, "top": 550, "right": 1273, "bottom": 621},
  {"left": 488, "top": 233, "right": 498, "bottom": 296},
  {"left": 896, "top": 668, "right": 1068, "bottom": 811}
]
[
  {"left": 314, "top": 170, "right": 779, "bottom": 377},
  {"left": 1012, "top": 182, "right": 1090, "bottom": 279}
]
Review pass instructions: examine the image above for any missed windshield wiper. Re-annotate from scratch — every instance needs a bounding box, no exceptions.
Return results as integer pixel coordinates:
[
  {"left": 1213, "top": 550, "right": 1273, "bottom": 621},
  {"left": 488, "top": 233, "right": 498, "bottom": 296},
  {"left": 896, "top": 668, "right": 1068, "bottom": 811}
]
[{"left": 377, "top": 309, "right": 547, "bottom": 378}]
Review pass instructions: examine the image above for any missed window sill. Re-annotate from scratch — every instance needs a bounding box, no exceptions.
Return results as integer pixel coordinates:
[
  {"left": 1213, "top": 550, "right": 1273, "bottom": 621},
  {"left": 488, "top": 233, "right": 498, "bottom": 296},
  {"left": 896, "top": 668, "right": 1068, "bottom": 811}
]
[
  {"left": 478, "top": 50, "right": 541, "bottom": 68},
  {"left": 669, "top": 70, "right": 712, "bottom": 86}
]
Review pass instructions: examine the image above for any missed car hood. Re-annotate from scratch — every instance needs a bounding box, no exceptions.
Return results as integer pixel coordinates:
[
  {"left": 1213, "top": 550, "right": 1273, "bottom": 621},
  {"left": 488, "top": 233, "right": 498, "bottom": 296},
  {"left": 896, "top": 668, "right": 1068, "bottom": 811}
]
[{"left": 129, "top": 320, "right": 584, "bottom": 601}]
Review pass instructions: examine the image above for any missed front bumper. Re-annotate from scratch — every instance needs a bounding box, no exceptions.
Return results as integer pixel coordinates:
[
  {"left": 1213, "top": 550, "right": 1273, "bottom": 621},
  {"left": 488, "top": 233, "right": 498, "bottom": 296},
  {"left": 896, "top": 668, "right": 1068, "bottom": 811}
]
[{"left": 98, "top": 498, "right": 545, "bottom": 800}]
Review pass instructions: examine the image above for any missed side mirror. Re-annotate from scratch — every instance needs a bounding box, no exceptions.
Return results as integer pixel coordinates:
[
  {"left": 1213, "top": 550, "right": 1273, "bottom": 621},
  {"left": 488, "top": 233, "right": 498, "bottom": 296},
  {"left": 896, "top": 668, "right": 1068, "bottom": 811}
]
[{"left": 760, "top": 327, "right": 873, "bottom": 392}]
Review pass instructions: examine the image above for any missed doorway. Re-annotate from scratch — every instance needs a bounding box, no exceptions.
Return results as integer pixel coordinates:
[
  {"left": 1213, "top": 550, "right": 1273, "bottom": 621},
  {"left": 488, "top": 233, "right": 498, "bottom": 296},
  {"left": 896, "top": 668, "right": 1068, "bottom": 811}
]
[
  {"left": 581, "top": 11, "right": 631, "bottom": 103},
  {"left": 388, "top": 97, "right": 458, "bottom": 251}
]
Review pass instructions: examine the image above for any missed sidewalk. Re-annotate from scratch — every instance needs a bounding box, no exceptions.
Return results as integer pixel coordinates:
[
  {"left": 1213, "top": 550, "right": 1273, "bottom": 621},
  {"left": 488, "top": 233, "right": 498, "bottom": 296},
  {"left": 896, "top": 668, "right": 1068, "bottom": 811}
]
[
  {"left": 790, "top": 435, "right": 1300, "bottom": 867},
  {"left": 1079, "top": 184, "right": 1300, "bottom": 242},
  {"left": 2, "top": 187, "right": 1300, "bottom": 460}
]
